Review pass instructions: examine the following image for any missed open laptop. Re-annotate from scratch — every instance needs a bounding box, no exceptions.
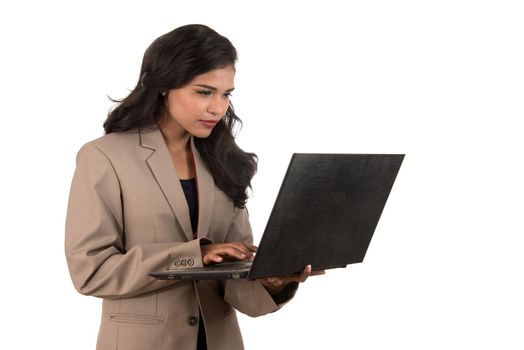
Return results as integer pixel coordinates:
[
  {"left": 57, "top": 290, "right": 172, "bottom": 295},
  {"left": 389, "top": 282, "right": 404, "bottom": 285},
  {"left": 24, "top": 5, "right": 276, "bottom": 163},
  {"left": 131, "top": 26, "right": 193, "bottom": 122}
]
[{"left": 150, "top": 153, "right": 404, "bottom": 280}]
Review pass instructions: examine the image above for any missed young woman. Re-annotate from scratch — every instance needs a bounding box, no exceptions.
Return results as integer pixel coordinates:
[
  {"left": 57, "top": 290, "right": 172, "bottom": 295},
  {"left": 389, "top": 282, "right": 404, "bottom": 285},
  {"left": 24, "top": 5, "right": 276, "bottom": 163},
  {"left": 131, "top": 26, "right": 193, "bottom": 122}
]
[{"left": 65, "top": 24, "right": 319, "bottom": 350}]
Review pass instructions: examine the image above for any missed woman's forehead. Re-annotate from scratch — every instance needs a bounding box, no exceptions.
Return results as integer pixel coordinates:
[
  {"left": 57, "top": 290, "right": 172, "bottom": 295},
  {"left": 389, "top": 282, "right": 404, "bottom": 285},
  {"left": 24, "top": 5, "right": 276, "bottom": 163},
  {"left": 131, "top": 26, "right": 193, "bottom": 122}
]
[{"left": 190, "top": 66, "right": 235, "bottom": 86}]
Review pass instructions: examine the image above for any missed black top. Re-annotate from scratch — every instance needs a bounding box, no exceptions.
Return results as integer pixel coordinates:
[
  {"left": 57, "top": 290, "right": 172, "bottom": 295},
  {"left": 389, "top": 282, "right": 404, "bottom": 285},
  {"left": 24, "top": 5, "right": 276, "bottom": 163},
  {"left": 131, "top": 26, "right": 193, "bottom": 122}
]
[
  {"left": 180, "top": 178, "right": 198, "bottom": 235},
  {"left": 180, "top": 179, "right": 207, "bottom": 349}
]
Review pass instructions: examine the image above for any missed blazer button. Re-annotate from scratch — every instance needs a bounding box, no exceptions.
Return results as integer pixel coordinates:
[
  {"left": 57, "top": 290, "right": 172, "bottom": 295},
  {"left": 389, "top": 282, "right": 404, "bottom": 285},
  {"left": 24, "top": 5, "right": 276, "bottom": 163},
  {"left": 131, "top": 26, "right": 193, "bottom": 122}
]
[
  {"left": 180, "top": 259, "right": 187, "bottom": 267},
  {"left": 188, "top": 316, "right": 198, "bottom": 326},
  {"left": 173, "top": 259, "right": 180, "bottom": 267},
  {"left": 187, "top": 258, "right": 194, "bottom": 266}
]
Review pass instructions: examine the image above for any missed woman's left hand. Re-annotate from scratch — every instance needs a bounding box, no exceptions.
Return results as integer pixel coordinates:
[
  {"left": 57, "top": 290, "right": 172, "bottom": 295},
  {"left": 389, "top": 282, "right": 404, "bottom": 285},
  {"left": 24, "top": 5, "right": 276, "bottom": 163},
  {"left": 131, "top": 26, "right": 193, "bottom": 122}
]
[{"left": 258, "top": 265, "right": 325, "bottom": 295}]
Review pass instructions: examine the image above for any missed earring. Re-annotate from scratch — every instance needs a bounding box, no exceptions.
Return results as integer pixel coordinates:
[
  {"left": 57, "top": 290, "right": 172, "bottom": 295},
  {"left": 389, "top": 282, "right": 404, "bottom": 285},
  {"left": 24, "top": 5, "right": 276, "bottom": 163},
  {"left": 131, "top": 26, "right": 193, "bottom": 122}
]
[{"left": 161, "top": 91, "right": 166, "bottom": 96}]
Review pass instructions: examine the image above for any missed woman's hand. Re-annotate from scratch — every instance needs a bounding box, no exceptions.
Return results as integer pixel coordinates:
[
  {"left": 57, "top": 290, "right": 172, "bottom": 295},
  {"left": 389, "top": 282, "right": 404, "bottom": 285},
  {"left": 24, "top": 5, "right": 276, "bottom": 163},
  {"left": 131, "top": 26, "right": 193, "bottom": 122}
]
[
  {"left": 201, "top": 242, "right": 257, "bottom": 265},
  {"left": 258, "top": 265, "right": 326, "bottom": 295}
]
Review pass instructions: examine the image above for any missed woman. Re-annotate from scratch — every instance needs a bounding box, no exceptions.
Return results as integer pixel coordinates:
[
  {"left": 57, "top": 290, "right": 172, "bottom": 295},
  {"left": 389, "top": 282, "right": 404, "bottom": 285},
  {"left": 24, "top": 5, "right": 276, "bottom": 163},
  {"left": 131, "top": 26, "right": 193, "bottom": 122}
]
[{"left": 65, "top": 24, "right": 318, "bottom": 350}]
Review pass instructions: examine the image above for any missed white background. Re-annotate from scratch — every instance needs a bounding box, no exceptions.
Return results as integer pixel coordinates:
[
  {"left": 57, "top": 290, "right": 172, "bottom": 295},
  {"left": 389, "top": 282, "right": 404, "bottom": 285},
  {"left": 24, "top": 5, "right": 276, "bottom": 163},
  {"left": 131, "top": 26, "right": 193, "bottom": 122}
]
[{"left": 1, "top": 1, "right": 523, "bottom": 349}]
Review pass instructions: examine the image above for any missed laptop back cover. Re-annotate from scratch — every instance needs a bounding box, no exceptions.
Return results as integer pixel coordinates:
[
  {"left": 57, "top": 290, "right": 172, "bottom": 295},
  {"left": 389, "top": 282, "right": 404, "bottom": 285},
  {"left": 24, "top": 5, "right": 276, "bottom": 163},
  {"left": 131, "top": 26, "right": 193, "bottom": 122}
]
[{"left": 248, "top": 153, "right": 404, "bottom": 280}]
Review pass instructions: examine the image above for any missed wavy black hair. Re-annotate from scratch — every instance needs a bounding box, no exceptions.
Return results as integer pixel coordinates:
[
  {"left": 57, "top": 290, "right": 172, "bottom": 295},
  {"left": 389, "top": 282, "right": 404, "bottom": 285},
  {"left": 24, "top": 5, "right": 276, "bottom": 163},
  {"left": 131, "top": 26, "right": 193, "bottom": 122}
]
[{"left": 103, "top": 24, "right": 257, "bottom": 208}]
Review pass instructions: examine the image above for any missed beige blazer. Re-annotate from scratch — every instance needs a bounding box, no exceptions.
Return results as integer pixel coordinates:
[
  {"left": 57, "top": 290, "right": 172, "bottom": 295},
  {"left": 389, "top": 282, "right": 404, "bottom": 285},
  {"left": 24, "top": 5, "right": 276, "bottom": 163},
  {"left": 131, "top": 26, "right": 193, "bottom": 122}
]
[{"left": 65, "top": 126, "right": 296, "bottom": 350}]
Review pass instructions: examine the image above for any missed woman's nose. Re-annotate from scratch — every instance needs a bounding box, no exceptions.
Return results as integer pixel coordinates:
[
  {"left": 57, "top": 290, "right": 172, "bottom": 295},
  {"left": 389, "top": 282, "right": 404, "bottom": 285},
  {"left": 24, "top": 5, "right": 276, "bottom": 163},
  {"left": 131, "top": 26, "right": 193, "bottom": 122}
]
[{"left": 207, "top": 96, "right": 228, "bottom": 117}]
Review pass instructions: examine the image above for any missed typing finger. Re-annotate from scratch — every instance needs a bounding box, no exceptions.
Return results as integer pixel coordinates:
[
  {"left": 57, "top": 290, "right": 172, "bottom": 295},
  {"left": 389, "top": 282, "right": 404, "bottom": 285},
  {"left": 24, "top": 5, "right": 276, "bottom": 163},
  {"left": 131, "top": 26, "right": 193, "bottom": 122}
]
[
  {"left": 219, "top": 246, "right": 252, "bottom": 261},
  {"left": 241, "top": 242, "right": 258, "bottom": 252},
  {"left": 203, "top": 253, "right": 224, "bottom": 265}
]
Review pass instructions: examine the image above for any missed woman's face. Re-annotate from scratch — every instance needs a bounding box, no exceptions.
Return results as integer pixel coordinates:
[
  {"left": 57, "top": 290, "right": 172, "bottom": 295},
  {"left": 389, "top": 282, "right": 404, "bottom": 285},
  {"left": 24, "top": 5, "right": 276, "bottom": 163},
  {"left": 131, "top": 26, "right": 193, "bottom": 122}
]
[{"left": 162, "top": 65, "right": 235, "bottom": 139}]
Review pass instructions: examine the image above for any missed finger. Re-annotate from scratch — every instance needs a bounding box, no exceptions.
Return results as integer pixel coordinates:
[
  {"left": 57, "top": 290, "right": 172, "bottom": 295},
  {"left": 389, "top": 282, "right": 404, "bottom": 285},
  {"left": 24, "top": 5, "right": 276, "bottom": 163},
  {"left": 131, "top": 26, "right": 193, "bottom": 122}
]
[
  {"left": 297, "top": 264, "right": 312, "bottom": 283},
  {"left": 204, "top": 253, "right": 224, "bottom": 265},
  {"left": 230, "top": 242, "right": 256, "bottom": 256},
  {"left": 217, "top": 243, "right": 251, "bottom": 259},
  {"left": 311, "top": 270, "right": 326, "bottom": 276},
  {"left": 241, "top": 242, "right": 258, "bottom": 252},
  {"left": 264, "top": 277, "right": 284, "bottom": 288},
  {"left": 235, "top": 243, "right": 257, "bottom": 258},
  {"left": 219, "top": 246, "right": 251, "bottom": 260},
  {"left": 303, "top": 264, "right": 312, "bottom": 276}
]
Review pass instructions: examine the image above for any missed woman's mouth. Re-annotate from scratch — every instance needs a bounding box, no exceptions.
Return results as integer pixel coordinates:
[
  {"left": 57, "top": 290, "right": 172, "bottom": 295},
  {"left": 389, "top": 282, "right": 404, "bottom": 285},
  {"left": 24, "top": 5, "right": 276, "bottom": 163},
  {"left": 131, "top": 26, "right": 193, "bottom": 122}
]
[{"left": 200, "top": 120, "right": 219, "bottom": 129}]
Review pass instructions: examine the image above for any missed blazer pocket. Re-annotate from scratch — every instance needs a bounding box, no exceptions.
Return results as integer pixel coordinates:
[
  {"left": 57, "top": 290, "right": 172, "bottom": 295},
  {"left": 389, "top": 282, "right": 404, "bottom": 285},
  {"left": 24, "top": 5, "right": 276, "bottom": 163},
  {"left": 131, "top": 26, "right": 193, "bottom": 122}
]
[{"left": 109, "top": 313, "right": 165, "bottom": 325}]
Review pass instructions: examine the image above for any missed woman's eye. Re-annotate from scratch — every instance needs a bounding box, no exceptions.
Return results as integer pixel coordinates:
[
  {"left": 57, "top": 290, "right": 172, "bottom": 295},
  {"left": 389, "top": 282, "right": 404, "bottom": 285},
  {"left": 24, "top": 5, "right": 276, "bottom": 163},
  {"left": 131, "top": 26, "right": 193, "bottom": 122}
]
[{"left": 196, "top": 90, "right": 232, "bottom": 98}]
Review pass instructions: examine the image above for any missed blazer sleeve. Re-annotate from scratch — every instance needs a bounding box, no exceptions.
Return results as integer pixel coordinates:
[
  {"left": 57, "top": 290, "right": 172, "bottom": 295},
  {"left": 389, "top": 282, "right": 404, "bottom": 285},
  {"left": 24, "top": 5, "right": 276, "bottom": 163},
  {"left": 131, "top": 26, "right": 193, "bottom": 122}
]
[
  {"left": 65, "top": 143, "right": 206, "bottom": 299},
  {"left": 223, "top": 206, "right": 298, "bottom": 317}
]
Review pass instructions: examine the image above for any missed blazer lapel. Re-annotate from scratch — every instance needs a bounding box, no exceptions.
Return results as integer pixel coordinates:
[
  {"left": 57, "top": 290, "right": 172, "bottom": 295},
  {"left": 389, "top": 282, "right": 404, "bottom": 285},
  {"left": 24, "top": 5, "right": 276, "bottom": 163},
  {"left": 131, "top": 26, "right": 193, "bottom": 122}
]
[
  {"left": 191, "top": 137, "right": 215, "bottom": 240},
  {"left": 139, "top": 127, "right": 194, "bottom": 241}
]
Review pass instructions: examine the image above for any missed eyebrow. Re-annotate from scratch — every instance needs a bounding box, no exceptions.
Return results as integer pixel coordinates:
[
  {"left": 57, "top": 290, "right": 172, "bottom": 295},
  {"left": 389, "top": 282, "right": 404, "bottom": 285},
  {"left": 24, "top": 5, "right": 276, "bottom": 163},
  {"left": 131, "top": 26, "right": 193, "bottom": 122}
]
[{"left": 194, "top": 84, "right": 235, "bottom": 92}]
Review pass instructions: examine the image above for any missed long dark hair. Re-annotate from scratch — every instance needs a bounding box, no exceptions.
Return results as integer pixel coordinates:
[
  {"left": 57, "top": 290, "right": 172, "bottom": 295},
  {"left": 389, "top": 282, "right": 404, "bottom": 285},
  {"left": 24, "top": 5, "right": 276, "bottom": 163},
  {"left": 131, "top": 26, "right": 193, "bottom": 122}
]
[{"left": 104, "top": 24, "right": 257, "bottom": 208}]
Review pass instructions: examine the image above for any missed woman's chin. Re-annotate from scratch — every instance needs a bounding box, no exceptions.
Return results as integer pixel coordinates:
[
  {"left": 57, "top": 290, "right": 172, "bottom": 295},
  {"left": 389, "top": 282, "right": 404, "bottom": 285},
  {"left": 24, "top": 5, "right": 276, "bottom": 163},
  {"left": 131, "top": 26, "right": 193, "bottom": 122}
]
[{"left": 191, "top": 129, "right": 213, "bottom": 139}]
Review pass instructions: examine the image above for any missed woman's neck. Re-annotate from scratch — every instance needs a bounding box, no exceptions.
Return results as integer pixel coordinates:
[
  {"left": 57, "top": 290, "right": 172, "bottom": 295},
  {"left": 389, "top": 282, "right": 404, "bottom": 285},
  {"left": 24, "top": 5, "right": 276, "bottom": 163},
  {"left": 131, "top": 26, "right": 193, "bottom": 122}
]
[
  {"left": 157, "top": 118, "right": 196, "bottom": 179},
  {"left": 158, "top": 117, "right": 191, "bottom": 153}
]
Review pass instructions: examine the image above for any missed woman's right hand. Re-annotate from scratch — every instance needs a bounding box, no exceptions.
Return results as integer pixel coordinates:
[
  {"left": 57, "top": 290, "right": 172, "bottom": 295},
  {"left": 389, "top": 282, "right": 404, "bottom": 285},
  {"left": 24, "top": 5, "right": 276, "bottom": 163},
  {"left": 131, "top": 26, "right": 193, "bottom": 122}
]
[{"left": 201, "top": 242, "right": 257, "bottom": 265}]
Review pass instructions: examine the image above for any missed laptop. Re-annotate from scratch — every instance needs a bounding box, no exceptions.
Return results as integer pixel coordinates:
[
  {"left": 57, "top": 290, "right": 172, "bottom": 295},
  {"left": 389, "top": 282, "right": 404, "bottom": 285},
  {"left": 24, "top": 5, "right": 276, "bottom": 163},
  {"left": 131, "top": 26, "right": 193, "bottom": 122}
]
[{"left": 150, "top": 153, "right": 404, "bottom": 280}]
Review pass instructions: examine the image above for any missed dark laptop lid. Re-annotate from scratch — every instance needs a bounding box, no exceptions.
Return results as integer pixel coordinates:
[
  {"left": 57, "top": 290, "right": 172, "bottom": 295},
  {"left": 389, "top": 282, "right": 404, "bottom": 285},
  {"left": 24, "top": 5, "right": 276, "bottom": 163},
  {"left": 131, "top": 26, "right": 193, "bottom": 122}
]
[{"left": 247, "top": 153, "right": 404, "bottom": 279}]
